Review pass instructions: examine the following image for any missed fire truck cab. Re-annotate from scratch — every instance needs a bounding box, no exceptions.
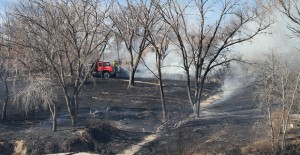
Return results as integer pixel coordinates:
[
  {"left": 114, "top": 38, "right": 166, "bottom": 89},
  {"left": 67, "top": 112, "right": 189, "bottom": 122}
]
[{"left": 91, "top": 61, "right": 117, "bottom": 78}]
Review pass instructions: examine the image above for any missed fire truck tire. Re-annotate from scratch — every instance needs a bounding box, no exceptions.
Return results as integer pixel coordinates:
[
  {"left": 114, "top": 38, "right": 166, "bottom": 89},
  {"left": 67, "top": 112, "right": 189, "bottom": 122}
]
[{"left": 103, "top": 72, "right": 110, "bottom": 79}]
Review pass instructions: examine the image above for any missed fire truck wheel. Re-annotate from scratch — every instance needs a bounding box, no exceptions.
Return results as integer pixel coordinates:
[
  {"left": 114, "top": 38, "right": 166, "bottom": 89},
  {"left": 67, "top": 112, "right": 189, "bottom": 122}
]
[{"left": 103, "top": 72, "right": 110, "bottom": 79}]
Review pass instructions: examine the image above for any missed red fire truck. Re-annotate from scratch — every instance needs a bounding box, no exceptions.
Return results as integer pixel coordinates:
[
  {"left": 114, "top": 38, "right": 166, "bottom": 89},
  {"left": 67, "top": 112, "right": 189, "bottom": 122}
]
[{"left": 91, "top": 61, "right": 118, "bottom": 78}]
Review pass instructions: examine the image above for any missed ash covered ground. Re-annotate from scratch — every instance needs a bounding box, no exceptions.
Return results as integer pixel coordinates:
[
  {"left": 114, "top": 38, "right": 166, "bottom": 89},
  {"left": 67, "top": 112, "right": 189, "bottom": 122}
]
[{"left": 0, "top": 78, "right": 299, "bottom": 154}]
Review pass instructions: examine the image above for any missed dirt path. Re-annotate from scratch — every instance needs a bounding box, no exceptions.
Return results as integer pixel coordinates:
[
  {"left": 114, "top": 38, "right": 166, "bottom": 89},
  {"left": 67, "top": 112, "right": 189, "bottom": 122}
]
[
  {"left": 47, "top": 134, "right": 159, "bottom": 155},
  {"left": 117, "top": 134, "right": 159, "bottom": 155},
  {"left": 122, "top": 79, "right": 158, "bottom": 85},
  {"left": 46, "top": 152, "right": 97, "bottom": 155},
  {"left": 116, "top": 92, "right": 223, "bottom": 155},
  {"left": 201, "top": 93, "right": 223, "bottom": 108}
]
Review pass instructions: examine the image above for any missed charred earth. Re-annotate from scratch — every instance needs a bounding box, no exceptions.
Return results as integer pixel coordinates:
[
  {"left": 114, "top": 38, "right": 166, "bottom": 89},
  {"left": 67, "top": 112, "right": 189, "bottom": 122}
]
[{"left": 0, "top": 78, "right": 300, "bottom": 154}]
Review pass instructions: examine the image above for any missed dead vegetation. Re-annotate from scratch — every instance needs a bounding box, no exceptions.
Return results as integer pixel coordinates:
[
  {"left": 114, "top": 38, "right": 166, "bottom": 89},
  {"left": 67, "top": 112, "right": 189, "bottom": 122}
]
[
  {"left": 1, "top": 0, "right": 300, "bottom": 154},
  {"left": 0, "top": 78, "right": 299, "bottom": 154}
]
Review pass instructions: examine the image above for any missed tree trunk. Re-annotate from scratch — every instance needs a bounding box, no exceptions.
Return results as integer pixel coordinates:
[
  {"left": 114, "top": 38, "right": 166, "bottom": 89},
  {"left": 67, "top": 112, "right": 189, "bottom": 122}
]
[
  {"left": 49, "top": 103, "right": 57, "bottom": 132},
  {"left": 280, "top": 109, "right": 288, "bottom": 154},
  {"left": 1, "top": 78, "right": 9, "bottom": 120},
  {"left": 1, "top": 98, "right": 8, "bottom": 120},
  {"left": 196, "top": 81, "right": 205, "bottom": 118},
  {"left": 52, "top": 104, "right": 57, "bottom": 132},
  {"left": 191, "top": 103, "right": 197, "bottom": 117},
  {"left": 64, "top": 94, "right": 76, "bottom": 127},
  {"left": 69, "top": 96, "right": 77, "bottom": 127},
  {"left": 158, "top": 77, "right": 167, "bottom": 122},
  {"left": 267, "top": 106, "right": 275, "bottom": 153},
  {"left": 281, "top": 123, "right": 287, "bottom": 154},
  {"left": 127, "top": 41, "right": 145, "bottom": 88},
  {"left": 195, "top": 103, "right": 200, "bottom": 118},
  {"left": 73, "top": 93, "right": 79, "bottom": 127},
  {"left": 185, "top": 69, "right": 195, "bottom": 112},
  {"left": 128, "top": 66, "right": 137, "bottom": 88},
  {"left": 48, "top": 102, "right": 57, "bottom": 132},
  {"left": 157, "top": 53, "right": 167, "bottom": 122}
]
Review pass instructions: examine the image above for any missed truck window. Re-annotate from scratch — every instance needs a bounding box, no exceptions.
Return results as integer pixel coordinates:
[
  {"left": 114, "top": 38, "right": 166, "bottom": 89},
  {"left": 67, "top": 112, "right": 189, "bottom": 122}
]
[
  {"left": 104, "top": 62, "right": 110, "bottom": 66},
  {"left": 98, "top": 63, "right": 103, "bottom": 67}
]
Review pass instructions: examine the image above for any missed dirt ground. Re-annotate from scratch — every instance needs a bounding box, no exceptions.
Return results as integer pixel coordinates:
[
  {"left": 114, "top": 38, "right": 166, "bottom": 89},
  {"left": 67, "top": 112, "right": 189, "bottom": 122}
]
[{"left": 0, "top": 78, "right": 299, "bottom": 154}]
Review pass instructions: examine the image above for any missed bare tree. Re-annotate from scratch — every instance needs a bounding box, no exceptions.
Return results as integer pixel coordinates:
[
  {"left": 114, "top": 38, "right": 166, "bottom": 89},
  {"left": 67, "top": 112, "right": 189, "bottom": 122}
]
[
  {"left": 144, "top": 20, "right": 171, "bottom": 122},
  {"left": 159, "top": 0, "right": 271, "bottom": 117},
  {"left": 256, "top": 51, "right": 300, "bottom": 153},
  {"left": 0, "top": 24, "right": 16, "bottom": 120},
  {"left": 4, "top": 0, "right": 112, "bottom": 126},
  {"left": 0, "top": 36, "right": 10, "bottom": 120},
  {"left": 14, "top": 79, "right": 60, "bottom": 132},
  {"left": 272, "top": 0, "right": 300, "bottom": 37},
  {"left": 110, "top": 0, "right": 155, "bottom": 88},
  {"left": 260, "top": 1, "right": 300, "bottom": 152},
  {"left": 119, "top": 0, "right": 172, "bottom": 121}
]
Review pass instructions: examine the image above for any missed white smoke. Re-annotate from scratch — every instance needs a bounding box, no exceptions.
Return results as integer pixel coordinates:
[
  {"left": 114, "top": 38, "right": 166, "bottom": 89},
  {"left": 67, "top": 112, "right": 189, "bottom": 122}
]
[
  {"left": 135, "top": 45, "right": 186, "bottom": 79},
  {"left": 233, "top": 11, "right": 300, "bottom": 61},
  {"left": 135, "top": 51, "right": 156, "bottom": 78},
  {"left": 216, "top": 62, "right": 257, "bottom": 104},
  {"left": 104, "top": 8, "right": 300, "bottom": 104},
  {"left": 217, "top": 10, "right": 300, "bottom": 103}
]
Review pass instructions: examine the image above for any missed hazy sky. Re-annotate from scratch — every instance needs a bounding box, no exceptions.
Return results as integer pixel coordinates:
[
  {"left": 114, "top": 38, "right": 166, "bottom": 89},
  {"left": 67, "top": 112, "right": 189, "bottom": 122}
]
[{"left": 0, "top": 0, "right": 299, "bottom": 56}]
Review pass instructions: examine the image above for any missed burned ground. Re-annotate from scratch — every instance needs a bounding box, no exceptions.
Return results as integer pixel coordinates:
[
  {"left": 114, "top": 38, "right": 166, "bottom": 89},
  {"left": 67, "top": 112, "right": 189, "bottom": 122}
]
[
  {"left": 0, "top": 78, "right": 199, "bottom": 154},
  {"left": 137, "top": 86, "right": 259, "bottom": 155},
  {"left": 0, "top": 78, "right": 299, "bottom": 154}
]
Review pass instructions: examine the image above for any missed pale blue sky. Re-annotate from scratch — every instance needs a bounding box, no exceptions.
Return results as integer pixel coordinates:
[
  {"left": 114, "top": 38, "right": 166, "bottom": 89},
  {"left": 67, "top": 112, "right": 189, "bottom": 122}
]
[
  {"left": 0, "top": 0, "right": 8, "bottom": 11},
  {"left": 0, "top": 0, "right": 16, "bottom": 14},
  {"left": 0, "top": 0, "right": 17, "bottom": 22}
]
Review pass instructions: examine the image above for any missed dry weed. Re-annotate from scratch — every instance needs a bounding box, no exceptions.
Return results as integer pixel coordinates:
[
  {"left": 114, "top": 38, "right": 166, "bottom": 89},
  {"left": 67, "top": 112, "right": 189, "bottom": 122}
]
[
  {"left": 241, "top": 140, "right": 273, "bottom": 155},
  {"left": 13, "top": 140, "right": 27, "bottom": 155}
]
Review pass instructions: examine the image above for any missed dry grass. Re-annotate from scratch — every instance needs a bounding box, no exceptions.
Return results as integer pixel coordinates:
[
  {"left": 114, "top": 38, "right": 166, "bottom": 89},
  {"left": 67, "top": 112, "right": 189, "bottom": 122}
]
[
  {"left": 241, "top": 140, "right": 273, "bottom": 155},
  {"left": 290, "top": 138, "right": 300, "bottom": 146},
  {"left": 13, "top": 140, "right": 27, "bottom": 155},
  {"left": 286, "top": 133, "right": 300, "bottom": 154}
]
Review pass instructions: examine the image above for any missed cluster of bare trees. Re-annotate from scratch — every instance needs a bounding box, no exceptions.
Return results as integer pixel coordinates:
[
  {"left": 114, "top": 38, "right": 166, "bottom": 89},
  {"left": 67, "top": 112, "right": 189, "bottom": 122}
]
[
  {"left": 256, "top": 51, "right": 300, "bottom": 153},
  {"left": 1, "top": 0, "right": 112, "bottom": 130},
  {"left": 253, "top": 0, "right": 300, "bottom": 154},
  {"left": 159, "top": 0, "right": 270, "bottom": 117},
  {"left": 108, "top": 0, "right": 271, "bottom": 119},
  {"left": 0, "top": 0, "right": 272, "bottom": 131}
]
